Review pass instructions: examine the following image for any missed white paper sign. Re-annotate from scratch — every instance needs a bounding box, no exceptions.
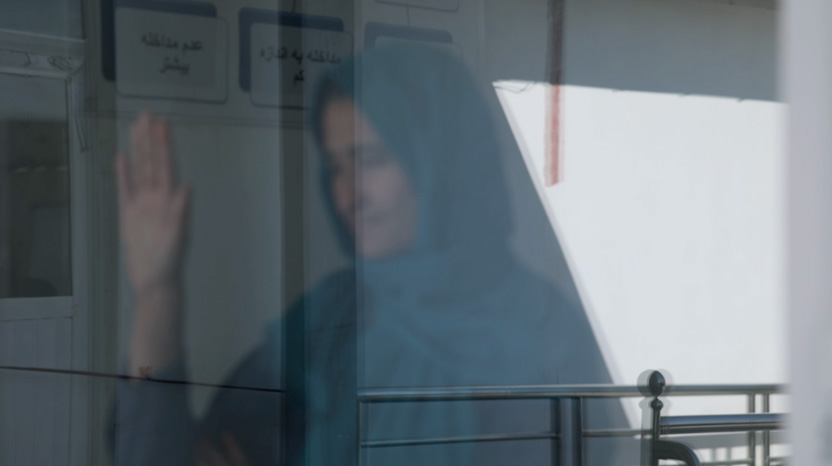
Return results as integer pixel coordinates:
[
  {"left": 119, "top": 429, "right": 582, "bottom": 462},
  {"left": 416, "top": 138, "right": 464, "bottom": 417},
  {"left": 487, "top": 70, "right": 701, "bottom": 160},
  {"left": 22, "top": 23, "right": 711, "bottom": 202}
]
[
  {"left": 249, "top": 23, "right": 352, "bottom": 108},
  {"left": 115, "top": 8, "right": 228, "bottom": 102}
]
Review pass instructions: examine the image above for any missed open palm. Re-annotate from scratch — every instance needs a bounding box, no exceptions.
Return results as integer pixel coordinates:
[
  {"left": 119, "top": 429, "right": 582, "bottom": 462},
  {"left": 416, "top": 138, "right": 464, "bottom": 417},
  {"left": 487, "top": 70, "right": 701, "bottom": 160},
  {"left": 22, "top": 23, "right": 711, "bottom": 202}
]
[{"left": 116, "top": 112, "right": 191, "bottom": 294}]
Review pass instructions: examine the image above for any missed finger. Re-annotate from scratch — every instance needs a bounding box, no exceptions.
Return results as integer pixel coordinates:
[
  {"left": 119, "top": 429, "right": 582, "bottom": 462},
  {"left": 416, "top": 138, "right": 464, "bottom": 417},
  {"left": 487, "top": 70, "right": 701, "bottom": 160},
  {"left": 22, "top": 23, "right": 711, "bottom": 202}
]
[
  {"left": 145, "top": 114, "right": 163, "bottom": 187},
  {"left": 115, "top": 153, "right": 133, "bottom": 206},
  {"left": 154, "top": 120, "right": 174, "bottom": 190},
  {"left": 131, "top": 112, "right": 154, "bottom": 188},
  {"left": 221, "top": 433, "right": 250, "bottom": 466},
  {"left": 148, "top": 118, "right": 166, "bottom": 189}
]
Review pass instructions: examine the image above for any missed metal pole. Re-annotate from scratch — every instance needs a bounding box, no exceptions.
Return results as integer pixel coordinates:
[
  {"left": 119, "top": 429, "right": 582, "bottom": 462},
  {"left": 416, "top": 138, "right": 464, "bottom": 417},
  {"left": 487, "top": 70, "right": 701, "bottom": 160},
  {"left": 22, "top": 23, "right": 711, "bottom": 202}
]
[
  {"left": 358, "top": 384, "right": 782, "bottom": 403},
  {"left": 660, "top": 414, "right": 783, "bottom": 434},
  {"left": 648, "top": 371, "right": 667, "bottom": 466},
  {"left": 551, "top": 398, "right": 559, "bottom": 466},
  {"left": 559, "top": 397, "right": 583, "bottom": 466},
  {"left": 650, "top": 396, "right": 663, "bottom": 466},
  {"left": 762, "top": 394, "right": 770, "bottom": 466},
  {"left": 748, "top": 394, "right": 757, "bottom": 466},
  {"left": 357, "top": 401, "right": 367, "bottom": 466}
]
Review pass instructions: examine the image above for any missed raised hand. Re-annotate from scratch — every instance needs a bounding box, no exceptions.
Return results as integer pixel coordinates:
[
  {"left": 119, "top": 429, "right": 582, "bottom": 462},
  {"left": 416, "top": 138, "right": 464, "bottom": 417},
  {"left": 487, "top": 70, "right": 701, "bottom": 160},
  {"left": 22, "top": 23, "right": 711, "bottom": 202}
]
[{"left": 116, "top": 112, "right": 191, "bottom": 295}]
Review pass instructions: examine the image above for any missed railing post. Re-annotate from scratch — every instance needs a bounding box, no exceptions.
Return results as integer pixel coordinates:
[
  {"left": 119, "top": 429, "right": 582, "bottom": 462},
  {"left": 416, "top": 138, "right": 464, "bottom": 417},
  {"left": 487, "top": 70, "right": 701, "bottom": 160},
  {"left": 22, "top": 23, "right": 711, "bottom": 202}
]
[
  {"left": 748, "top": 394, "right": 757, "bottom": 466},
  {"left": 357, "top": 400, "right": 367, "bottom": 466},
  {"left": 559, "top": 397, "right": 583, "bottom": 466},
  {"left": 762, "top": 394, "right": 771, "bottom": 466},
  {"left": 551, "top": 398, "right": 559, "bottom": 466},
  {"left": 649, "top": 371, "right": 666, "bottom": 466}
]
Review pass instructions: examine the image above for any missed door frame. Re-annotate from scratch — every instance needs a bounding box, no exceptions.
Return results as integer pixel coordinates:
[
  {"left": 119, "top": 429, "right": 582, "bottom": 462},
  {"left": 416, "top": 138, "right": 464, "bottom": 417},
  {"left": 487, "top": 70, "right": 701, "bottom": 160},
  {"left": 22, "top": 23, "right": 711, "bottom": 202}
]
[{"left": 0, "top": 27, "right": 93, "bottom": 466}]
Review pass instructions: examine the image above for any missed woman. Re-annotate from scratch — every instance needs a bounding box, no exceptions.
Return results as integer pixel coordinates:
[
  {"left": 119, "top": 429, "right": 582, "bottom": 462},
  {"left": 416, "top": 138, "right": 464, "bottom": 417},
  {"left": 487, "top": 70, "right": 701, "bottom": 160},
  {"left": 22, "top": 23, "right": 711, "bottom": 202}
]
[{"left": 114, "top": 44, "right": 623, "bottom": 466}]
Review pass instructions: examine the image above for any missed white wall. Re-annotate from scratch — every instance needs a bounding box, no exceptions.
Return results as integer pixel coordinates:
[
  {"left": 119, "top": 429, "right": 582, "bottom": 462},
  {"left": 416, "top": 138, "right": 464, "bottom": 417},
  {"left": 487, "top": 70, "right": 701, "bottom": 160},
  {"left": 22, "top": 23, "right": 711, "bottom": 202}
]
[
  {"left": 491, "top": 0, "right": 785, "bottom": 432},
  {"left": 348, "top": 0, "right": 787, "bottom": 436}
]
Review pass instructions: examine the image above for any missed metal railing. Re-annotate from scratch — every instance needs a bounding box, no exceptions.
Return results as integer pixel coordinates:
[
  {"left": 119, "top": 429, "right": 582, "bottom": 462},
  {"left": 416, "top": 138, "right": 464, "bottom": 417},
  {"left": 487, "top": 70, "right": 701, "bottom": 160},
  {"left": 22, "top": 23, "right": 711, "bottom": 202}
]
[
  {"left": 357, "top": 373, "right": 786, "bottom": 466},
  {"left": 645, "top": 371, "right": 784, "bottom": 466}
]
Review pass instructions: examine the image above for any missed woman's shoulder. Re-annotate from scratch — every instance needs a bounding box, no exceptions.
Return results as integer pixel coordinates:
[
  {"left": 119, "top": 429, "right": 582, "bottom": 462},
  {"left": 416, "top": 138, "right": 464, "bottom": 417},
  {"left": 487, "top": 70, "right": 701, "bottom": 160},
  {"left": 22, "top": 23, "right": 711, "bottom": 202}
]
[
  {"left": 305, "top": 268, "right": 357, "bottom": 331},
  {"left": 501, "top": 261, "right": 611, "bottom": 373},
  {"left": 500, "top": 260, "right": 585, "bottom": 320},
  {"left": 309, "top": 268, "right": 357, "bottom": 301},
  {"left": 261, "top": 267, "right": 357, "bottom": 342}
]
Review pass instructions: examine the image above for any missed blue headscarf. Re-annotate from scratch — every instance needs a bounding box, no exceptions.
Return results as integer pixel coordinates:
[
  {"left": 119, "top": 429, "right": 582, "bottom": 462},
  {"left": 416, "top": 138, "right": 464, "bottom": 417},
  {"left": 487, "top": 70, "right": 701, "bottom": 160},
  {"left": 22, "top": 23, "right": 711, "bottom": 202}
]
[
  {"left": 305, "top": 44, "right": 622, "bottom": 465},
  {"left": 310, "top": 44, "right": 514, "bottom": 304}
]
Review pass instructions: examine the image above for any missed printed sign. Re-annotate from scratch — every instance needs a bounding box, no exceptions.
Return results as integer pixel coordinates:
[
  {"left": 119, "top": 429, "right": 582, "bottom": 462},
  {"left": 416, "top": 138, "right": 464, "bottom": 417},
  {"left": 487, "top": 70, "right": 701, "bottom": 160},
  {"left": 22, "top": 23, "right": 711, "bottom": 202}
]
[
  {"left": 248, "top": 23, "right": 351, "bottom": 108},
  {"left": 115, "top": 7, "right": 228, "bottom": 102}
]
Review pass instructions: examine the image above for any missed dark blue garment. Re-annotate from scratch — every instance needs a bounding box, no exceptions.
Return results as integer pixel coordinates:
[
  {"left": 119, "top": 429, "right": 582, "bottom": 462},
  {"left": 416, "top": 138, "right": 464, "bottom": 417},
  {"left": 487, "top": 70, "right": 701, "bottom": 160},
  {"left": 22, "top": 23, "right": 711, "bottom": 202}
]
[
  {"left": 306, "top": 43, "right": 626, "bottom": 465},
  {"left": 113, "top": 270, "right": 356, "bottom": 466}
]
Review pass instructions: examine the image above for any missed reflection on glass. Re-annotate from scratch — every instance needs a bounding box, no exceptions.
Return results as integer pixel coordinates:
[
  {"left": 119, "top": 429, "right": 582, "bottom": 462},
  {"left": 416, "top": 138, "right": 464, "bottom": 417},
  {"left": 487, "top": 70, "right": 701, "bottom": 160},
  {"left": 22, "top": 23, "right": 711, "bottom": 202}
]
[
  {"left": 114, "top": 44, "right": 627, "bottom": 466},
  {"left": 0, "top": 0, "right": 83, "bottom": 38},
  {"left": 309, "top": 44, "right": 626, "bottom": 465},
  {"left": 0, "top": 99, "right": 72, "bottom": 298}
]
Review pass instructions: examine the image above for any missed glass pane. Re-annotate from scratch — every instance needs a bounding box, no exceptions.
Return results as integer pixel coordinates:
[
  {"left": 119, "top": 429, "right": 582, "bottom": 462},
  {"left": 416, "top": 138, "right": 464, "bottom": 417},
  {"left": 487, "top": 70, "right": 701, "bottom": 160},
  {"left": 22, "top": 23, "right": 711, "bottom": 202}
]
[
  {"left": 0, "top": 0, "right": 83, "bottom": 38},
  {"left": 0, "top": 74, "right": 71, "bottom": 298},
  {"left": 108, "top": 3, "right": 785, "bottom": 465}
]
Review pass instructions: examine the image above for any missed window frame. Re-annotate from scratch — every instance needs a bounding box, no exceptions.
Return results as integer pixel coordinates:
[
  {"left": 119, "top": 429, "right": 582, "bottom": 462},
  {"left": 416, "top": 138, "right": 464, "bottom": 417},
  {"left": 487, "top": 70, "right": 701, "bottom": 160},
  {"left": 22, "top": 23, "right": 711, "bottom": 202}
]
[{"left": 0, "top": 28, "right": 86, "bottom": 322}]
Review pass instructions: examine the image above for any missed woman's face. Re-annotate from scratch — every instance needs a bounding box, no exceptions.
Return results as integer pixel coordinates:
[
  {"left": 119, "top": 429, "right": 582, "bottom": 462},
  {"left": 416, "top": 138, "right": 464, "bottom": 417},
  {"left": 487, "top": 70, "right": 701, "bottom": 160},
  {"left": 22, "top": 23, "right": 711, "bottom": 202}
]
[{"left": 322, "top": 98, "right": 418, "bottom": 258}]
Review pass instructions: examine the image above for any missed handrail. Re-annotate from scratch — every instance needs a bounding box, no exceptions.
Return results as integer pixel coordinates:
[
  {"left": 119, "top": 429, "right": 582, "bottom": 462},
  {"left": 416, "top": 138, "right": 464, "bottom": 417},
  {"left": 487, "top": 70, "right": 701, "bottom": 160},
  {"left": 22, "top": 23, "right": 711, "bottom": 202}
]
[
  {"left": 661, "top": 413, "right": 784, "bottom": 435},
  {"left": 363, "top": 431, "right": 559, "bottom": 448},
  {"left": 357, "top": 373, "right": 788, "bottom": 466},
  {"left": 359, "top": 383, "right": 784, "bottom": 403},
  {"left": 645, "top": 371, "right": 785, "bottom": 466}
]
